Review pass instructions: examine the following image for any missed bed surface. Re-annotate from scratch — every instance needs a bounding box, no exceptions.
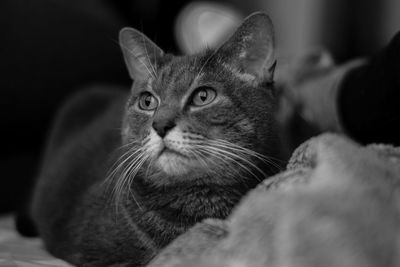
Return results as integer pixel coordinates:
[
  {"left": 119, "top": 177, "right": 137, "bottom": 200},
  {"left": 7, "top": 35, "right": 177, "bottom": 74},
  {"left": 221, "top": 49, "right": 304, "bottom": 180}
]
[{"left": 0, "top": 216, "right": 71, "bottom": 267}]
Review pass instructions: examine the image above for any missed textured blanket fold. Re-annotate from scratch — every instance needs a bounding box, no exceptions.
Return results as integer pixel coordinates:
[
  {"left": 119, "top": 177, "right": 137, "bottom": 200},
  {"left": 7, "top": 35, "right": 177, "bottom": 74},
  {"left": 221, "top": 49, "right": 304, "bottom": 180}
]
[
  {"left": 2, "top": 134, "right": 399, "bottom": 266},
  {"left": 148, "top": 134, "right": 400, "bottom": 267}
]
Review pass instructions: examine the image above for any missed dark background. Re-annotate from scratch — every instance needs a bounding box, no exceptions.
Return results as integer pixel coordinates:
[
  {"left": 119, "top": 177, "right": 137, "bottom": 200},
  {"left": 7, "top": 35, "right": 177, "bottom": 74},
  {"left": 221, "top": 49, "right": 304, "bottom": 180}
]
[{"left": 1, "top": 0, "right": 399, "bottom": 213}]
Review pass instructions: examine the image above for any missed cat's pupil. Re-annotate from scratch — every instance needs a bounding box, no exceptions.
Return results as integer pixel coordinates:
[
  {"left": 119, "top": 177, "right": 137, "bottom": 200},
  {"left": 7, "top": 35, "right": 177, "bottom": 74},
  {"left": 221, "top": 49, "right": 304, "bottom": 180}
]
[
  {"left": 145, "top": 96, "right": 151, "bottom": 106},
  {"left": 199, "top": 91, "right": 207, "bottom": 102}
]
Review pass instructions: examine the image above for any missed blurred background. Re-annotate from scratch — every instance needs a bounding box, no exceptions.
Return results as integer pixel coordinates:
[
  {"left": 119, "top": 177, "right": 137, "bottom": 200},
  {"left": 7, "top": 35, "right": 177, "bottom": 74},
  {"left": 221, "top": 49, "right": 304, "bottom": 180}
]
[{"left": 1, "top": 0, "right": 400, "bottom": 214}]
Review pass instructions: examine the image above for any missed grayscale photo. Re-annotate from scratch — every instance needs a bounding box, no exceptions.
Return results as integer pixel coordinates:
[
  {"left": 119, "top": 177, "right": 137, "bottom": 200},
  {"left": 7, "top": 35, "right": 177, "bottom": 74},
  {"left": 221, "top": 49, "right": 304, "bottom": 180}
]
[{"left": 1, "top": 0, "right": 400, "bottom": 266}]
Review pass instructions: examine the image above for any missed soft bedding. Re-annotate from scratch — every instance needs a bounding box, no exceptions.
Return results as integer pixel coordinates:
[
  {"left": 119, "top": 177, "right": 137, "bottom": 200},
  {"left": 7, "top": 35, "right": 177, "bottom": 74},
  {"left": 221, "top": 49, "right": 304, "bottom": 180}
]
[
  {"left": 3, "top": 134, "right": 400, "bottom": 267},
  {"left": 0, "top": 216, "right": 71, "bottom": 267}
]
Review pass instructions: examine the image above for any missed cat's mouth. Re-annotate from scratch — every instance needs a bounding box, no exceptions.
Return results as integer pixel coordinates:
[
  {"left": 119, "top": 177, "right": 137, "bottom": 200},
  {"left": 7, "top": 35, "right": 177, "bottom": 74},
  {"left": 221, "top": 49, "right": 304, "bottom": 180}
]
[
  {"left": 155, "top": 144, "right": 196, "bottom": 175},
  {"left": 159, "top": 147, "right": 189, "bottom": 158}
]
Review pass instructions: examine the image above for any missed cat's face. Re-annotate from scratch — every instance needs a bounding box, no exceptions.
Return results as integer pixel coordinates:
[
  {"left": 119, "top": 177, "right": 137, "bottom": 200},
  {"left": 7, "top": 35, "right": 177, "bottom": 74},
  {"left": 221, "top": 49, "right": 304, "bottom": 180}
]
[{"left": 119, "top": 13, "right": 280, "bottom": 184}]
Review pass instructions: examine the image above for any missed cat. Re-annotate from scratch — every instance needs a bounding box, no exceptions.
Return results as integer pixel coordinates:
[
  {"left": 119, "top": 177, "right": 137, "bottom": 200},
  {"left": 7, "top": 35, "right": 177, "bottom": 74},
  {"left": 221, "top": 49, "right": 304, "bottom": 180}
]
[{"left": 28, "top": 12, "right": 284, "bottom": 266}]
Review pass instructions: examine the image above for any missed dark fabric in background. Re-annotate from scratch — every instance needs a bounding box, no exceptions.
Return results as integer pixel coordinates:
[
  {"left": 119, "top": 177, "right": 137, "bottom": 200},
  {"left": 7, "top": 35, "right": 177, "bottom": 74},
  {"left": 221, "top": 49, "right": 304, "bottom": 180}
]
[{"left": 339, "top": 32, "right": 400, "bottom": 145}]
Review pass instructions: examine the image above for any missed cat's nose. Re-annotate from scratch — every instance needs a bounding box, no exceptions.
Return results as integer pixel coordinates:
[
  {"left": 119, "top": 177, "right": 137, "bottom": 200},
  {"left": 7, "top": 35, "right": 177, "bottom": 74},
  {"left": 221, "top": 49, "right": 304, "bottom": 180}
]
[{"left": 152, "top": 120, "right": 176, "bottom": 138}]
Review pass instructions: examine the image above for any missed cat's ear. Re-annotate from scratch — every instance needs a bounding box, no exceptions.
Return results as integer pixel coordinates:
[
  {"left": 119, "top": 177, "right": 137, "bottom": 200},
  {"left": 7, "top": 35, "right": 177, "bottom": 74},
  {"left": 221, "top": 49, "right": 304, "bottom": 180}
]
[
  {"left": 216, "top": 12, "right": 275, "bottom": 83},
  {"left": 119, "top": 28, "right": 164, "bottom": 81}
]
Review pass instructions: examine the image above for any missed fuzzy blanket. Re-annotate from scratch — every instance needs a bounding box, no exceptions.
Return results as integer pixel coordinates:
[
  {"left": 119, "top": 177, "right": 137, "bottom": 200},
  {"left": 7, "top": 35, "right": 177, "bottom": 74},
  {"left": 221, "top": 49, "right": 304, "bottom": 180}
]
[
  {"left": 1, "top": 134, "right": 399, "bottom": 267},
  {"left": 148, "top": 134, "right": 400, "bottom": 267}
]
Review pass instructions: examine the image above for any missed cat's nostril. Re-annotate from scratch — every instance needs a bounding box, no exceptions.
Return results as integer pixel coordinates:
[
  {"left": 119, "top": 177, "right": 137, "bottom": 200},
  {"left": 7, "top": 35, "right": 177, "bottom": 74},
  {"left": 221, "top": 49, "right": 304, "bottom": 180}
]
[{"left": 152, "top": 120, "right": 176, "bottom": 138}]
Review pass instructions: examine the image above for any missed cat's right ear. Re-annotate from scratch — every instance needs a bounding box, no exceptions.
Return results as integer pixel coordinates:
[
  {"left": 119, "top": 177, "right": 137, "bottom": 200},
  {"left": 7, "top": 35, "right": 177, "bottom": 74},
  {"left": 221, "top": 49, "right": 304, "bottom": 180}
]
[
  {"left": 215, "top": 12, "right": 275, "bottom": 83},
  {"left": 119, "top": 28, "right": 164, "bottom": 81}
]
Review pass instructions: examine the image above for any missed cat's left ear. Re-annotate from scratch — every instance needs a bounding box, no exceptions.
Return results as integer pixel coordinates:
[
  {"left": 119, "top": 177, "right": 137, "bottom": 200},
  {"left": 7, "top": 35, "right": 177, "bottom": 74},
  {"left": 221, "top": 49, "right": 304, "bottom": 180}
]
[
  {"left": 216, "top": 12, "right": 276, "bottom": 83},
  {"left": 119, "top": 28, "right": 164, "bottom": 81}
]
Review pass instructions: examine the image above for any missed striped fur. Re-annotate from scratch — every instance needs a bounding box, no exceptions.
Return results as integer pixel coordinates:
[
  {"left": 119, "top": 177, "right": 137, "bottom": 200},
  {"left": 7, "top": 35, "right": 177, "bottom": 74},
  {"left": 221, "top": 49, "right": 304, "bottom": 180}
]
[{"left": 30, "top": 12, "right": 284, "bottom": 266}]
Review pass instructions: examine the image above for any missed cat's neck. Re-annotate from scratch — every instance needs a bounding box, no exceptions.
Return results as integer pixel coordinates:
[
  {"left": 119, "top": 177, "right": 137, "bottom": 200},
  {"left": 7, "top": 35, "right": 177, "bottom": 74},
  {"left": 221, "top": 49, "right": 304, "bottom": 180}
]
[
  {"left": 132, "top": 176, "right": 257, "bottom": 223},
  {"left": 112, "top": 177, "right": 256, "bottom": 248}
]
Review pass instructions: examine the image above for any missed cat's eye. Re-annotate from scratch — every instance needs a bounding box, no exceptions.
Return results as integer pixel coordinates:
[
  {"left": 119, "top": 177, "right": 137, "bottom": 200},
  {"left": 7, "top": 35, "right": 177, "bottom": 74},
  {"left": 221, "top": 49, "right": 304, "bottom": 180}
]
[
  {"left": 191, "top": 87, "right": 217, "bottom": 107},
  {"left": 138, "top": 92, "right": 158, "bottom": 111}
]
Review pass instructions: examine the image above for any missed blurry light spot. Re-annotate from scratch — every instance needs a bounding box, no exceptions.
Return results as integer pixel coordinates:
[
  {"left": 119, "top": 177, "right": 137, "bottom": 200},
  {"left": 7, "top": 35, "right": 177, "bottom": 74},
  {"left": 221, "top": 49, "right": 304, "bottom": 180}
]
[{"left": 175, "top": 1, "right": 242, "bottom": 54}]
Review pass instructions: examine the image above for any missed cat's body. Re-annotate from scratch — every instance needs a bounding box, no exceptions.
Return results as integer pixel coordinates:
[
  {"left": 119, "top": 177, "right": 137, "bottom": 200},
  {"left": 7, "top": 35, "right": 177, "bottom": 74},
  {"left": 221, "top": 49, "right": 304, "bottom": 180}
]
[
  {"left": 32, "top": 88, "right": 245, "bottom": 265},
  {"left": 29, "top": 13, "right": 284, "bottom": 266}
]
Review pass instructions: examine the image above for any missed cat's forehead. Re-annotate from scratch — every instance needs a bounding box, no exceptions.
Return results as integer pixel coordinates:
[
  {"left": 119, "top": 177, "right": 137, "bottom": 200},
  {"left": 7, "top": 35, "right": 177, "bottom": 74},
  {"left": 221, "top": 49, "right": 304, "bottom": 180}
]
[{"left": 151, "top": 53, "right": 216, "bottom": 99}]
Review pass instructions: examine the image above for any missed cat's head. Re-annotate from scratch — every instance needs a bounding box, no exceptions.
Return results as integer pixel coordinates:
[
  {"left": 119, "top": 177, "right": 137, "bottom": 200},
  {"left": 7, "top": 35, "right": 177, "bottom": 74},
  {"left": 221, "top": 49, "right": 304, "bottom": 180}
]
[{"left": 119, "top": 12, "right": 281, "bottom": 185}]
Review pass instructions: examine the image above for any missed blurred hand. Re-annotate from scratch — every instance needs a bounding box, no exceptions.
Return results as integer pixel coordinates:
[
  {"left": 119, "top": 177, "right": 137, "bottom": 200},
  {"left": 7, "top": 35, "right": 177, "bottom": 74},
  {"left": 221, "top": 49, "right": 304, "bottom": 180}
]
[{"left": 277, "top": 50, "right": 365, "bottom": 133}]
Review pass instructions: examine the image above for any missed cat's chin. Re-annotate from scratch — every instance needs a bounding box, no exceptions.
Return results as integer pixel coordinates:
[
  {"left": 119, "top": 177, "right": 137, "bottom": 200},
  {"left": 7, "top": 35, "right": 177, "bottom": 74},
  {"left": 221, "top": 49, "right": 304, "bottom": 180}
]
[{"left": 156, "top": 149, "right": 196, "bottom": 176}]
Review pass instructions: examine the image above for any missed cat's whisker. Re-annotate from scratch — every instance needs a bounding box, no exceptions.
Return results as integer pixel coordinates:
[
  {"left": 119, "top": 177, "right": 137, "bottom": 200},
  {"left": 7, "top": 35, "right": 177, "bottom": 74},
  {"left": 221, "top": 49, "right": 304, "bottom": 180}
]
[
  {"left": 203, "top": 147, "right": 261, "bottom": 182},
  {"left": 125, "top": 151, "right": 148, "bottom": 180},
  {"left": 111, "top": 146, "right": 149, "bottom": 212},
  {"left": 152, "top": 37, "right": 158, "bottom": 74},
  {"left": 193, "top": 148, "right": 226, "bottom": 176},
  {"left": 144, "top": 156, "right": 155, "bottom": 179},
  {"left": 111, "top": 143, "right": 143, "bottom": 167},
  {"left": 205, "top": 145, "right": 266, "bottom": 179},
  {"left": 208, "top": 140, "right": 273, "bottom": 173},
  {"left": 102, "top": 146, "right": 144, "bottom": 204},
  {"left": 210, "top": 142, "right": 279, "bottom": 172},
  {"left": 141, "top": 34, "right": 158, "bottom": 79},
  {"left": 118, "top": 139, "right": 142, "bottom": 149},
  {"left": 194, "top": 147, "right": 242, "bottom": 179},
  {"left": 194, "top": 151, "right": 214, "bottom": 173},
  {"left": 187, "top": 148, "right": 220, "bottom": 177},
  {"left": 120, "top": 143, "right": 155, "bottom": 208},
  {"left": 127, "top": 152, "right": 149, "bottom": 180},
  {"left": 126, "top": 155, "right": 149, "bottom": 211},
  {"left": 213, "top": 138, "right": 284, "bottom": 164},
  {"left": 211, "top": 139, "right": 284, "bottom": 172},
  {"left": 105, "top": 147, "right": 144, "bottom": 185},
  {"left": 197, "top": 145, "right": 262, "bottom": 182},
  {"left": 216, "top": 142, "right": 283, "bottom": 173},
  {"left": 116, "top": 151, "right": 146, "bottom": 192}
]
